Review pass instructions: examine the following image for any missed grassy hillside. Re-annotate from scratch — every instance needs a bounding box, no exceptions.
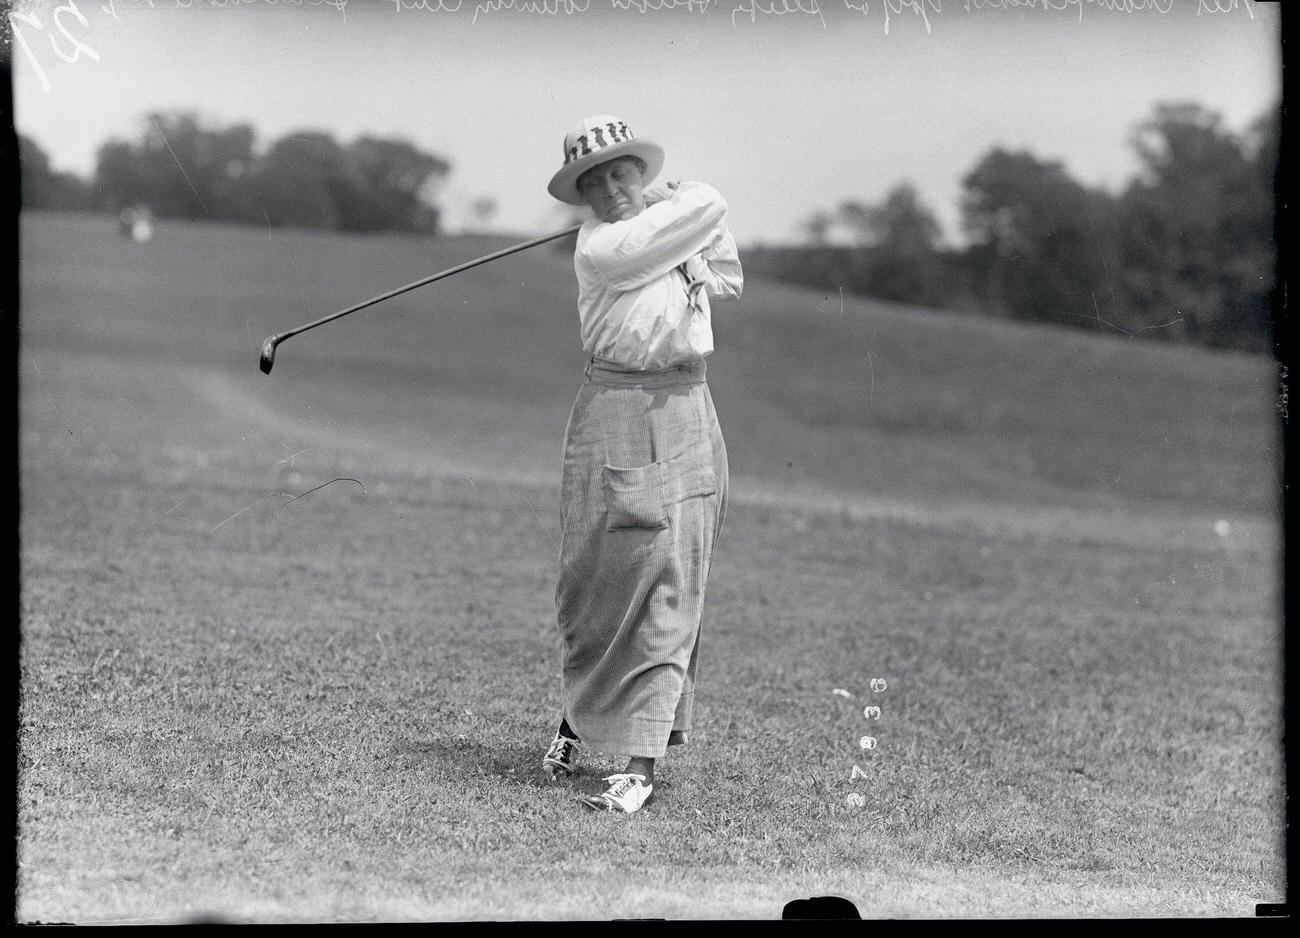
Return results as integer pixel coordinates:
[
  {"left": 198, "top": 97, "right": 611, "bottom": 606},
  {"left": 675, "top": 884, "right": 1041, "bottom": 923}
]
[
  {"left": 21, "top": 212, "right": 1278, "bottom": 516},
  {"left": 18, "top": 212, "right": 1284, "bottom": 921}
]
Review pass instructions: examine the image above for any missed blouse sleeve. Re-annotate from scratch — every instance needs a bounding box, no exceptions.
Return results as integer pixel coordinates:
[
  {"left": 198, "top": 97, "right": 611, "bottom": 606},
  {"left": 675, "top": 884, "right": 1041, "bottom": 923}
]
[
  {"left": 578, "top": 182, "right": 728, "bottom": 291},
  {"left": 684, "top": 225, "right": 743, "bottom": 301}
]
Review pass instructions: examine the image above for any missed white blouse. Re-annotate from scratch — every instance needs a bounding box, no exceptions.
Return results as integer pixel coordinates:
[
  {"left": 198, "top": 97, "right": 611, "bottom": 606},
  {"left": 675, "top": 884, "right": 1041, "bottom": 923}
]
[{"left": 573, "top": 180, "right": 743, "bottom": 372}]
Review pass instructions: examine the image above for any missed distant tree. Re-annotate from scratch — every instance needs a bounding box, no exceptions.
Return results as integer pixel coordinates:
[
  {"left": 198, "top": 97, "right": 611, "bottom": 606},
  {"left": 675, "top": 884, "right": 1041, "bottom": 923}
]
[
  {"left": 865, "top": 184, "right": 941, "bottom": 253},
  {"left": 961, "top": 147, "right": 1123, "bottom": 328},
  {"left": 94, "top": 112, "right": 258, "bottom": 219},
  {"left": 752, "top": 103, "right": 1278, "bottom": 352},
  {"left": 1118, "top": 101, "right": 1275, "bottom": 351},
  {"left": 91, "top": 110, "right": 452, "bottom": 235},
  {"left": 246, "top": 131, "right": 352, "bottom": 229},
  {"left": 774, "top": 187, "right": 952, "bottom": 305},
  {"left": 138, "top": 112, "right": 213, "bottom": 218},
  {"left": 800, "top": 187, "right": 948, "bottom": 304},
  {"left": 470, "top": 196, "right": 498, "bottom": 232},
  {"left": 339, "top": 136, "right": 450, "bottom": 233},
  {"left": 1248, "top": 105, "right": 1281, "bottom": 337},
  {"left": 801, "top": 209, "right": 833, "bottom": 246},
  {"left": 835, "top": 200, "right": 872, "bottom": 246},
  {"left": 202, "top": 122, "right": 259, "bottom": 221},
  {"left": 94, "top": 138, "right": 151, "bottom": 212},
  {"left": 19, "top": 135, "right": 93, "bottom": 211},
  {"left": 1247, "top": 106, "right": 1279, "bottom": 194},
  {"left": 860, "top": 184, "right": 945, "bottom": 304}
]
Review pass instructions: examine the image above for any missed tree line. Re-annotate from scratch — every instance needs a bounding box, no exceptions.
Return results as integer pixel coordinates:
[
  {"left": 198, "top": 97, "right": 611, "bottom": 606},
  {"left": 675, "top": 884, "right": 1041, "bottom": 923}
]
[
  {"left": 20, "top": 111, "right": 452, "bottom": 235},
  {"left": 746, "top": 101, "right": 1278, "bottom": 354},
  {"left": 20, "top": 102, "right": 1277, "bottom": 353}
]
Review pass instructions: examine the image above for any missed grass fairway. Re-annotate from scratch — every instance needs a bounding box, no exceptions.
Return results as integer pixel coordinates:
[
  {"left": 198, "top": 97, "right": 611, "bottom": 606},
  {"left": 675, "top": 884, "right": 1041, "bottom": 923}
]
[{"left": 18, "top": 211, "right": 1285, "bottom": 922}]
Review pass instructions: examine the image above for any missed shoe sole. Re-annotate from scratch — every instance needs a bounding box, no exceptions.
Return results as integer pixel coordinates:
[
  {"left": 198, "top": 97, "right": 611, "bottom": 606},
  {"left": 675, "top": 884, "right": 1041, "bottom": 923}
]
[
  {"left": 580, "top": 790, "right": 654, "bottom": 813},
  {"left": 582, "top": 799, "right": 642, "bottom": 814}
]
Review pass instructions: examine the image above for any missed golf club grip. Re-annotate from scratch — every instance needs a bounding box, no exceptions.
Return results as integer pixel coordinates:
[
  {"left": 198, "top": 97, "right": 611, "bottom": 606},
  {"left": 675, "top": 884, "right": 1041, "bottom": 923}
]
[{"left": 282, "top": 223, "right": 584, "bottom": 342}]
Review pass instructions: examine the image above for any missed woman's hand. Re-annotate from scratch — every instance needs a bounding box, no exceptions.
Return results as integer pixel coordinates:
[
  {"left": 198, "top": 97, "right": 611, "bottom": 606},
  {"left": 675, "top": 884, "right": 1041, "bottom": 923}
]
[{"left": 642, "top": 180, "right": 681, "bottom": 207}]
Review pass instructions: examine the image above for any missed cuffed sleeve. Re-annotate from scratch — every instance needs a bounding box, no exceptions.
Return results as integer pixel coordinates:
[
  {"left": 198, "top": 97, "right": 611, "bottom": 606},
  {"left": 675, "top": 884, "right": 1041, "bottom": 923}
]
[{"left": 684, "top": 226, "right": 743, "bottom": 301}]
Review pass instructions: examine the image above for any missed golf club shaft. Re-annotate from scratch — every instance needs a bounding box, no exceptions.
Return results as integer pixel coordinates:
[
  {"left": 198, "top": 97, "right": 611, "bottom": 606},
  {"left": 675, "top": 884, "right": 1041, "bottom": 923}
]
[{"left": 261, "top": 223, "right": 582, "bottom": 372}]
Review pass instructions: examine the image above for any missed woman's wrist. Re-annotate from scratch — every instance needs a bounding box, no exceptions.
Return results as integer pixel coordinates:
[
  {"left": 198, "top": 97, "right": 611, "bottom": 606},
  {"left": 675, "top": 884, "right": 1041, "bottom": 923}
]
[{"left": 642, "top": 180, "right": 680, "bottom": 207}]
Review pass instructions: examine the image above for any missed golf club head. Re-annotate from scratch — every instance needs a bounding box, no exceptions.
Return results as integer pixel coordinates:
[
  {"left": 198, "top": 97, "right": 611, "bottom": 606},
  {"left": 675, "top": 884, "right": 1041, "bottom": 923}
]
[{"left": 259, "top": 335, "right": 279, "bottom": 374}]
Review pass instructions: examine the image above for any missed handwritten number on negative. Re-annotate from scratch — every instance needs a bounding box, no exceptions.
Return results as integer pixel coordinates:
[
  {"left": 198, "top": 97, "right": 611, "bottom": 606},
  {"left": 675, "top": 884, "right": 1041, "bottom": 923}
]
[
  {"left": 51, "top": 2, "right": 100, "bottom": 64},
  {"left": 9, "top": 0, "right": 99, "bottom": 93}
]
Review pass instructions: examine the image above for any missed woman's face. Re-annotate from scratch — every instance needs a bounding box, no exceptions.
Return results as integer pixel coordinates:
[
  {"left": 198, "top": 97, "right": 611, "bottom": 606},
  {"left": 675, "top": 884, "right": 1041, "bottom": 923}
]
[{"left": 578, "top": 157, "right": 646, "bottom": 223}]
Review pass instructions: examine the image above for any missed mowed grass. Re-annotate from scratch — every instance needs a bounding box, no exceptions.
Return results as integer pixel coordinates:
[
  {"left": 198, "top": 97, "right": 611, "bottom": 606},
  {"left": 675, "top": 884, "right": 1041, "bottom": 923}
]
[{"left": 18, "top": 212, "right": 1284, "bottom": 921}]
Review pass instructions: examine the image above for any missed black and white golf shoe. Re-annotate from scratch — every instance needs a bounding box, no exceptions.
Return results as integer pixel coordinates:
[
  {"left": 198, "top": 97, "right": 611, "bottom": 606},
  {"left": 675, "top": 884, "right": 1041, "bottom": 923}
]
[
  {"left": 581, "top": 773, "right": 653, "bottom": 814},
  {"left": 542, "top": 731, "right": 579, "bottom": 781}
]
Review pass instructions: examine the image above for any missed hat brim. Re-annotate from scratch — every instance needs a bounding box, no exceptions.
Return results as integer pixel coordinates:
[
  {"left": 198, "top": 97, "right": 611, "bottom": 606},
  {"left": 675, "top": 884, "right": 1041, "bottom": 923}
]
[{"left": 547, "top": 138, "right": 665, "bottom": 206}]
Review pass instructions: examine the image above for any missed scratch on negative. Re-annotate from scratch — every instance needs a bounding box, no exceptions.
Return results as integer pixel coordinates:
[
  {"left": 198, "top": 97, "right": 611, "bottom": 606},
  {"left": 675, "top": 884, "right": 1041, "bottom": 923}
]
[
  {"left": 276, "top": 478, "right": 367, "bottom": 509},
  {"left": 1130, "top": 316, "right": 1186, "bottom": 336},
  {"left": 26, "top": 351, "right": 73, "bottom": 431},
  {"left": 151, "top": 116, "right": 209, "bottom": 213},
  {"left": 1082, "top": 294, "right": 1184, "bottom": 337},
  {"left": 149, "top": 498, "right": 192, "bottom": 526},
  {"left": 209, "top": 479, "right": 366, "bottom": 533},
  {"left": 1089, "top": 292, "right": 1126, "bottom": 334},
  {"left": 276, "top": 443, "right": 312, "bottom": 468},
  {"left": 521, "top": 493, "right": 559, "bottom": 554},
  {"left": 837, "top": 288, "right": 876, "bottom": 402},
  {"left": 210, "top": 493, "right": 295, "bottom": 533},
  {"left": 522, "top": 491, "right": 581, "bottom": 582},
  {"left": 1078, "top": 190, "right": 1119, "bottom": 309}
]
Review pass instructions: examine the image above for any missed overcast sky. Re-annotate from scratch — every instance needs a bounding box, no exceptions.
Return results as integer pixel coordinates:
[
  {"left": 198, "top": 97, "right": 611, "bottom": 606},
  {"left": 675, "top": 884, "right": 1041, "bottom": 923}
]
[{"left": 10, "top": 0, "right": 1281, "bottom": 245}]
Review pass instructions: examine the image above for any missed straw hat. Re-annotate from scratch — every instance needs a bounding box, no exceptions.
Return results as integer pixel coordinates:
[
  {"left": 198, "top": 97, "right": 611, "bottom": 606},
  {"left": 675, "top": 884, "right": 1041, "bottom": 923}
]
[{"left": 547, "top": 115, "right": 665, "bottom": 206}]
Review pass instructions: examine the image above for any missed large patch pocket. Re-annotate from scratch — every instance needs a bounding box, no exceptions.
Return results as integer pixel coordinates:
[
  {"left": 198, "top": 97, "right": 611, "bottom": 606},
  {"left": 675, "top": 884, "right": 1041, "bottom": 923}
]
[{"left": 603, "top": 446, "right": 717, "bottom": 531}]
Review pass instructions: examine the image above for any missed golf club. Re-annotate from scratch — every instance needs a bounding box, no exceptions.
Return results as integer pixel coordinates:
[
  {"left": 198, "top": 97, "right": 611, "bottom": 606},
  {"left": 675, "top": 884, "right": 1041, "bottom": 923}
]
[{"left": 259, "top": 223, "right": 583, "bottom": 374}]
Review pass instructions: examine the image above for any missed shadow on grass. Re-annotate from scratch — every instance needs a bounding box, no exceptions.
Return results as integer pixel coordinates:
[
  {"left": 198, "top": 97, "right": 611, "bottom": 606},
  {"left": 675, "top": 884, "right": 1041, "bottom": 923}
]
[
  {"left": 387, "top": 736, "right": 676, "bottom": 806},
  {"left": 390, "top": 736, "right": 586, "bottom": 793}
]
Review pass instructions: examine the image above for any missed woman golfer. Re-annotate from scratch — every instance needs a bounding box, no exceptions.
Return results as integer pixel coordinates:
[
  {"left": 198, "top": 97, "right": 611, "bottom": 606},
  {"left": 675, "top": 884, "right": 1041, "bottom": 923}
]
[{"left": 541, "top": 115, "right": 742, "bottom": 814}]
